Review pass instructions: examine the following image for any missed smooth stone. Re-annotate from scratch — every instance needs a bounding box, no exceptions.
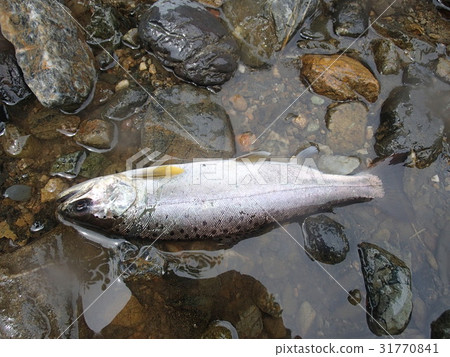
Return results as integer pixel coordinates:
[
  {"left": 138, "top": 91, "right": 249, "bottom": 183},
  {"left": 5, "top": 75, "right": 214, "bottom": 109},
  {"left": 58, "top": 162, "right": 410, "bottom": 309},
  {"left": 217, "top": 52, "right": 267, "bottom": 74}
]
[
  {"left": 4, "top": 185, "right": 32, "bottom": 202},
  {"left": 317, "top": 155, "right": 360, "bottom": 175},
  {"left": 76, "top": 119, "right": 116, "bottom": 151},
  {"left": 358, "top": 242, "right": 413, "bottom": 336},
  {"left": 50, "top": 151, "right": 86, "bottom": 179},
  {"left": 301, "top": 54, "right": 380, "bottom": 102},
  {"left": 138, "top": 0, "right": 239, "bottom": 86},
  {"left": 302, "top": 214, "right": 350, "bottom": 265},
  {"left": 27, "top": 109, "right": 80, "bottom": 140},
  {"left": 0, "top": 52, "right": 32, "bottom": 105},
  {"left": 374, "top": 86, "right": 445, "bottom": 168},
  {"left": 141, "top": 84, "right": 235, "bottom": 159},
  {"left": 371, "top": 39, "right": 401, "bottom": 75},
  {"left": 347, "top": 289, "right": 362, "bottom": 305},
  {"left": 0, "top": 0, "right": 96, "bottom": 111},
  {"left": 102, "top": 87, "right": 149, "bottom": 121},
  {"left": 201, "top": 320, "right": 238, "bottom": 339},
  {"left": 325, "top": 101, "right": 368, "bottom": 154},
  {"left": 86, "top": 2, "right": 122, "bottom": 50},
  {"left": 1, "top": 124, "right": 38, "bottom": 158},
  {"left": 223, "top": 0, "right": 318, "bottom": 67},
  {"left": 333, "top": 0, "right": 369, "bottom": 38},
  {"left": 298, "top": 301, "right": 316, "bottom": 337},
  {"left": 40, "top": 178, "right": 69, "bottom": 203},
  {"left": 430, "top": 310, "right": 450, "bottom": 338}
]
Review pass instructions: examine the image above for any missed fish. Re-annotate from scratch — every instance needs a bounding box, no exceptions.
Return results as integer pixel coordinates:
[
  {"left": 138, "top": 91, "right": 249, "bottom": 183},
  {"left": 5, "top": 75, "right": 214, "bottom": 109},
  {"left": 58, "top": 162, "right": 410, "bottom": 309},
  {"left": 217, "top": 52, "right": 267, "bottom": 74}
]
[{"left": 56, "top": 157, "right": 401, "bottom": 242}]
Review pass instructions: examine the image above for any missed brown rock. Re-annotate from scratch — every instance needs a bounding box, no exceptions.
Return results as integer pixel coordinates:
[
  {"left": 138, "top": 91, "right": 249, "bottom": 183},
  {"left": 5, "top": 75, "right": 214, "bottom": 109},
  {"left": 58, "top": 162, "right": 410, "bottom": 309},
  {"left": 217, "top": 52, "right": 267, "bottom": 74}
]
[
  {"left": 76, "top": 119, "right": 115, "bottom": 150},
  {"left": 0, "top": 221, "right": 17, "bottom": 241},
  {"left": 28, "top": 109, "right": 80, "bottom": 140},
  {"left": 229, "top": 94, "right": 248, "bottom": 112},
  {"left": 301, "top": 54, "right": 380, "bottom": 102},
  {"left": 41, "top": 178, "right": 69, "bottom": 203},
  {"left": 236, "top": 131, "right": 256, "bottom": 152}
]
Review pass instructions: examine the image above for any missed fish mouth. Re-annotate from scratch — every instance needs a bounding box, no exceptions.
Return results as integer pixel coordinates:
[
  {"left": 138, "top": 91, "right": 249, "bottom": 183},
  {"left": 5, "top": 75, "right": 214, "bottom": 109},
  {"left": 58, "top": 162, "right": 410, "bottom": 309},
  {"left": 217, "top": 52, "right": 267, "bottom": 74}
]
[{"left": 56, "top": 179, "right": 97, "bottom": 205}]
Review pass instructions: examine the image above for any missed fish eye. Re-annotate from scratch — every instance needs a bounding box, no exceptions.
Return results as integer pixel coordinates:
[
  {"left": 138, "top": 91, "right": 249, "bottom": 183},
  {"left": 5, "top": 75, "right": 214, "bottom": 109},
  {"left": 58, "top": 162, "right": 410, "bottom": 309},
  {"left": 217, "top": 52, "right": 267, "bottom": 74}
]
[{"left": 73, "top": 198, "right": 91, "bottom": 213}]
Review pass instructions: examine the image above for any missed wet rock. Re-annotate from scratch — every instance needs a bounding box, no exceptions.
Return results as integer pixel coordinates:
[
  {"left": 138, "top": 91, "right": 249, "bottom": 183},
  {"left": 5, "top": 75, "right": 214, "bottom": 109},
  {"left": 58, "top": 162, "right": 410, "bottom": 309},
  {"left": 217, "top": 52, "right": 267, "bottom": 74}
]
[
  {"left": 40, "top": 178, "right": 69, "bottom": 203},
  {"left": 0, "top": 52, "right": 32, "bottom": 105},
  {"left": 86, "top": 3, "right": 123, "bottom": 51},
  {"left": 0, "top": 221, "right": 17, "bottom": 241},
  {"left": 302, "top": 215, "right": 349, "bottom": 265},
  {"left": 347, "top": 289, "right": 362, "bottom": 305},
  {"left": 223, "top": 0, "right": 318, "bottom": 67},
  {"left": 358, "top": 242, "right": 413, "bottom": 336},
  {"left": 229, "top": 94, "right": 248, "bottom": 112},
  {"left": 374, "top": 86, "right": 445, "bottom": 168},
  {"left": 27, "top": 109, "right": 80, "bottom": 140},
  {"left": 235, "top": 304, "right": 263, "bottom": 338},
  {"left": 402, "top": 63, "right": 434, "bottom": 86},
  {"left": 300, "top": 54, "right": 380, "bottom": 102},
  {"left": 50, "top": 151, "right": 86, "bottom": 179},
  {"left": 430, "top": 310, "right": 450, "bottom": 338},
  {"left": 138, "top": 0, "right": 239, "bottom": 86},
  {"left": 0, "top": 0, "right": 96, "bottom": 111},
  {"left": 142, "top": 84, "right": 235, "bottom": 159},
  {"left": 435, "top": 57, "right": 450, "bottom": 83},
  {"left": 4, "top": 185, "right": 32, "bottom": 202},
  {"left": 371, "top": 39, "right": 401, "bottom": 75},
  {"left": 102, "top": 87, "right": 149, "bottom": 121},
  {"left": 317, "top": 155, "right": 360, "bottom": 175},
  {"left": 76, "top": 119, "right": 116, "bottom": 151},
  {"left": 333, "top": 0, "right": 369, "bottom": 37},
  {"left": 325, "top": 101, "right": 368, "bottom": 154},
  {"left": 79, "top": 152, "right": 111, "bottom": 179},
  {"left": 1, "top": 124, "right": 39, "bottom": 158},
  {"left": 122, "top": 28, "right": 140, "bottom": 49},
  {"left": 236, "top": 132, "right": 256, "bottom": 152},
  {"left": 298, "top": 300, "right": 316, "bottom": 337},
  {"left": 201, "top": 320, "right": 238, "bottom": 339}
]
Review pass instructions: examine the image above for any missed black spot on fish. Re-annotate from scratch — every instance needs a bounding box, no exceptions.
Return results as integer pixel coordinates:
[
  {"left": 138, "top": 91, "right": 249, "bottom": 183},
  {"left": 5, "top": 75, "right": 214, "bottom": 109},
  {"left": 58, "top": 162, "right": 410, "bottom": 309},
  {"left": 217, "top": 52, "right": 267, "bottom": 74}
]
[
  {"left": 193, "top": 227, "right": 198, "bottom": 232},
  {"left": 169, "top": 231, "right": 174, "bottom": 236},
  {"left": 152, "top": 233, "right": 158, "bottom": 237},
  {"left": 202, "top": 221, "right": 207, "bottom": 226},
  {"left": 223, "top": 229, "right": 229, "bottom": 234},
  {"left": 239, "top": 216, "right": 244, "bottom": 221},
  {"left": 195, "top": 234, "right": 200, "bottom": 239},
  {"left": 180, "top": 228, "right": 184, "bottom": 234},
  {"left": 236, "top": 225, "right": 241, "bottom": 230},
  {"left": 184, "top": 234, "right": 189, "bottom": 239},
  {"left": 211, "top": 229, "right": 217, "bottom": 235}
]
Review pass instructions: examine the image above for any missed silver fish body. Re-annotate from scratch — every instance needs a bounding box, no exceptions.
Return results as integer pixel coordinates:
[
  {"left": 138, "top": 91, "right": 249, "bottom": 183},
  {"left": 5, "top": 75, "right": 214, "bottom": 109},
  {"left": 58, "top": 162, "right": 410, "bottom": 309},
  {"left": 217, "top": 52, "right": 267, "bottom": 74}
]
[{"left": 57, "top": 159, "right": 384, "bottom": 241}]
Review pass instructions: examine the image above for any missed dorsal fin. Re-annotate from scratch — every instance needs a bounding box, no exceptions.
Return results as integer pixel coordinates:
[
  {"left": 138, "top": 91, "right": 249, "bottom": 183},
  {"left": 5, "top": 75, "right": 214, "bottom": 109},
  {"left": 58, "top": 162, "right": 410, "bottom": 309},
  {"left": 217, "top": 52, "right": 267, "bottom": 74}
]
[{"left": 128, "top": 165, "right": 185, "bottom": 179}]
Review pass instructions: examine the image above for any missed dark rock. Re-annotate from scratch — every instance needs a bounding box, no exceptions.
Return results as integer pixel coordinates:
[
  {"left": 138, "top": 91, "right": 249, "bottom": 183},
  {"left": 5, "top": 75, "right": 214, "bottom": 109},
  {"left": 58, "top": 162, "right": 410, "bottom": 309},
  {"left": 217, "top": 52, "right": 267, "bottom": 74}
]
[
  {"left": 347, "top": 289, "right": 362, "bottom": 305},
  {"left": 371, "top": 39, "right": 401, "bottom": 75},
  {"left": 358, "top": 242, "right": 413, "bottom": 336},
  {"left": 300, "top": 54, "right": 380, "bottom": 102},
  {"left": 79, "top": 152, "right": 111, "bottom": 179},
  {"left": 374, "top": 86, "right": 445, "bottom": 168},
  {"left": 302, "top": 215, "right": 349, "bottom": 265},
  {"left": 76, "top": 119, "right": 116, "bottom": 151},
  {"left": 223, "top": 0, "right": 318, "bottom": 67},
  {"left": 27, "top": 109, "right": 80, "bottom": 140},
  {"left": 333, "top": 0, "right": 369, "bottom": 37},
  {"left": 403, "top": 63, "right": 434, "bottom": 86},
  {"left": 3, "top": 185, "right": 32, "bottom": 202},
  {"left": 0, "top": 0, "right": 96, "bottom": 111},
  {"left": 86, "top": 3, "right": 123, "bottom": 51},
  {"left": 102, "top": 87, "right": 149, "bottom": 121},
  {"left": 142, "top": 84, "right": 235, "bottom": 159},
  {"left": 201, "top": 320, "right": 238, "bottom": 339},
  {"left": 50, "top": 151, "right": 86, "bottom": 179},
  {"left": 138, "top": 0, "right": 239, "bottom": 86},
  {"left": 325, "top": 101, "right": 368, "bottom": 154},
  {"left": 430, "top": 310, "right": 450, "bottom": 338},
  {"left": 0, "top": 52, "right": 32, "bottom": 105}
]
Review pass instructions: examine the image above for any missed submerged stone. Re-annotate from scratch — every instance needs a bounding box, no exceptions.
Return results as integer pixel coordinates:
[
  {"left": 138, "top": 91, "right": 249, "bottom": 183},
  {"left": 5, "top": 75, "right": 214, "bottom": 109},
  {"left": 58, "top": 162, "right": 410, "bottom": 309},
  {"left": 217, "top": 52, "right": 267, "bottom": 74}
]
[
  {"left": 302, "top": 215, "right": 349, "bottom": 265},
  {"left": 430, "top": 310, "right": 450, "bottom": 338},
  {"left": 0, "top": 0, "right": 96, "bottom": 111},
  {"left": 201, "top": 320, "right": 238, "bottom": 339},
  {"left": 4, "top": 185, "right": 32, "bottom": 202},
  {"left": 371, "top": 39, "right": 401, "bottom": 75},
  {"left": 223, "top": 0, "right": 318, "bottom": 67},
  {"left": 1, "top": 124, "right": 39, "bottom": 158},
  {"left": 0, "top": 52, "right": 32, "bottom": 105},
  {"left": 50, "top": 151, "right": 86, "bottom": 179},
  {"left": 333, "top": 0, "right": 369, "bottom": 37},
  {"left": 102, "top": 87, "right": 149, "bottom": 121},
  {"left": 86, "top": 3, "right": 123, "bottom": 51},
  {"left": 142, "top": 84, "right": 235, "bottom": 159},
  {"left": 301, "top": 54, "right": 380, "bottom": 102},
  {"left": 27, "top": 109, "right": 80, "bottom": 140},
  {"left": 374, "top": 86, "right": 445, "bottom": 168},
  {"left": 138, "top": 0, "right": 239, "bottom": 86},
  {"left": 76, "top": 119, "right": 116, "bottom": 151},
  {"left": 358, "top": 242, "right": 413, "bottom": 336}
]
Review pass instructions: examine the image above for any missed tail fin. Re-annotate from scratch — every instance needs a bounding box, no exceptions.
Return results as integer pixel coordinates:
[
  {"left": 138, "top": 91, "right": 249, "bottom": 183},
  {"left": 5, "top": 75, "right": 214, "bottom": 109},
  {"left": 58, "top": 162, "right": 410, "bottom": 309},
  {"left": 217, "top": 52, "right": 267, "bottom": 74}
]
[{"left": 367, "top": 154, "right": 415, "bottom": 221}]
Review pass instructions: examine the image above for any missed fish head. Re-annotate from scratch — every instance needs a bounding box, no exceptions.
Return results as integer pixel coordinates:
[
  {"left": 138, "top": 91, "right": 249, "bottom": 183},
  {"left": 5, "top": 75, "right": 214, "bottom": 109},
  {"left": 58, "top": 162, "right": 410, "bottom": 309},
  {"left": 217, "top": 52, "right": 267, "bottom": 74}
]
[{"left": 56, "top": 174, "right": 137, "bottom": 231}]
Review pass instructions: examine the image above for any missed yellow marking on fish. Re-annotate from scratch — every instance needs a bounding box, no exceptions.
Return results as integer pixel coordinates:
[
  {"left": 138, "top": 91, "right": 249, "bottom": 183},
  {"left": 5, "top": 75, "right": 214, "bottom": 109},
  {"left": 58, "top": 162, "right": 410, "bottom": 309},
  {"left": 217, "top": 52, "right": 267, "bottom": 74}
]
[{"left": 133, "top": 166, "right": 185, "bottom": 179}]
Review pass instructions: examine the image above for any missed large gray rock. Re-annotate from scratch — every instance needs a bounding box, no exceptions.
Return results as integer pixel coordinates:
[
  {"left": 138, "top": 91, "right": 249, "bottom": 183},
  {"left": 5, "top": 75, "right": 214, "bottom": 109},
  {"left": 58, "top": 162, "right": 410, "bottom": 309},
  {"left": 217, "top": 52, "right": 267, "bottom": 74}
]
[
  {"left": 0, "top": 0, "right": 96, "bottom": 112},
  {"left": 138, "top": 0, "right": 239, "bottom": 86},
  {"left": 358, "top": 242, "right": 413, "bottom": 336},
  {"left": 141, "top": 84, "right": 235, "bottom": 159}
]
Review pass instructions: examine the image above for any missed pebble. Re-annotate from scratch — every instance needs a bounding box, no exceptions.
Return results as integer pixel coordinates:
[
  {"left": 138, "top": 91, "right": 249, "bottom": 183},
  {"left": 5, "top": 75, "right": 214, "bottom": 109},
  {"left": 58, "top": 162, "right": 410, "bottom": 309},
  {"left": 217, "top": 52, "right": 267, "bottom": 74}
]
[
  {"left": 50, "top": 151, "right": 86, "bottom": 179},
  {"left": 115, "top": 80, "right": 130, "bottom": 92},
  {"left": 317, "top": 155, "right": 360, "bottom": 175},
  {"left": 229, "top": 94, "right": 248, "bottom": 112},
  {"left": 347, "top": 289, "right": 362, "bottom": 305},
  {"left": 40, "top": 178, "right": 69, "bottom": 203},
  {"left": 4, "top": 185, "right": 32, "bottom": 202},
  {"left": 298, "top": 301, "right": 316, "bottom": 337},
  {"left": 311, "top": 95, "right": 325, "bottom": 105},
  {"left": 236, "top": 132, "right": 256, "bottom": 152},
  {"left": 76, "top": 119, "right": 116, "bottom": 151},
  {"left": 1, "top": 124, "right": 38, "bottom": 158}
]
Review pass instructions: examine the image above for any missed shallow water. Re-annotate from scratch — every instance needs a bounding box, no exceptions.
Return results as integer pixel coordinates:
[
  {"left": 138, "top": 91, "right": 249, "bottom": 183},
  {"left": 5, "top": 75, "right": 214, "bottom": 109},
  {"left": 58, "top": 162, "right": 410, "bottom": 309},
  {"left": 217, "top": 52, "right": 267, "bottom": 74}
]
[{"left": 0, "top": 0, "right": 449, "bottom": 338}]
